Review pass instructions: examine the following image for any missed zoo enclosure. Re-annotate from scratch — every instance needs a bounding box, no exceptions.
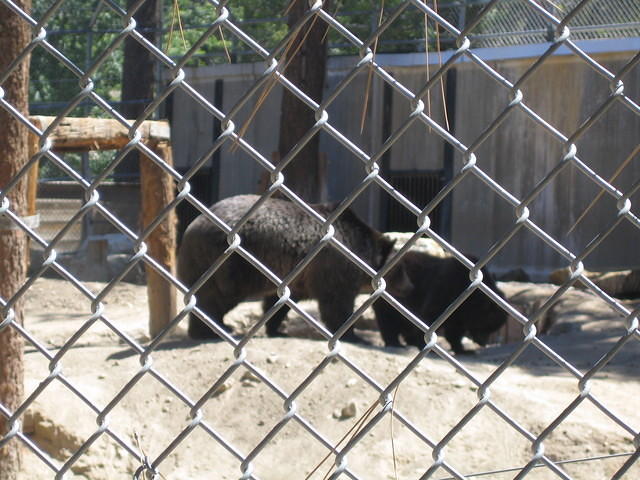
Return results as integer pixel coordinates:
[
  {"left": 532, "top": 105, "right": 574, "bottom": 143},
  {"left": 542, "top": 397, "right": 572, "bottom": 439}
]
[{"left": 1, "top": 1, "right": 640, "bottom": 479}]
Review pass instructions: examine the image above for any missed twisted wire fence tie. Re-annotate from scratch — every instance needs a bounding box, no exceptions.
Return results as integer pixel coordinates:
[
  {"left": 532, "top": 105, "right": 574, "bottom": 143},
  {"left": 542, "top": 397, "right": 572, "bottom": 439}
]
[
  {"left": 461, "top": 151, "right": 476, "bottom": 172},
  {"left": 0, "top": 307, "right": 15, "bottom": 332},
  {"left": 531, "top": 439, "right": 545, "bottom": 461},
  {"left": 509, "top": 88, "right": 523, "bottom": 107},
  {"left": 239, "top": 459, "right": 254, "bottom": 480},
  {"left": 268, "top": 171, "right": 285, "bottom": 192},
  {"left": 616, "top": 197, "right": 631, "bottom": 217},
  {"left": 477, "top": 384, "right": 491, "bottom": 405},
  {"left": 0, "top": 418, "right": 22, "bottom": 449},
  {"left": 577, "top": 378, "right": 591, "bottom": 398},
  {"left": 562, "top": 143, "right": 578, "bottom": 163},
  {"left": 625, "top": 309, "right": 639, "bottom": 334},
  {"left": 514, "top": 204, "right": 530, "bottom": 224},
  {"left": 276, "top": 283, "right": 291, "bottom": 300},
  {"left": 522, "top": 323, "right": 538, "bottom": 342},
  {"left": 0, "top": 196, "right": 9, "bottom": 215}
]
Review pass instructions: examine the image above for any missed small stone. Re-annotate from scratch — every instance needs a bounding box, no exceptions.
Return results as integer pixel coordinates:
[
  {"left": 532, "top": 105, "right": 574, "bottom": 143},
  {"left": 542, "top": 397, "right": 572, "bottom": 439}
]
[
  {"left": 266, "top": 355, "right": 278, "bottom": 364},
  {"left": 240, "top": 371, "right": 261, "bottom": 383},
  {"left": 346, "top": 378, "right": 358, "bottom": 388},
  {"left": 212, "top": 381, "right": 232, "bottom": 397},
  {"left": 333, "top": 401, "right": 357, "bottom": 420}
]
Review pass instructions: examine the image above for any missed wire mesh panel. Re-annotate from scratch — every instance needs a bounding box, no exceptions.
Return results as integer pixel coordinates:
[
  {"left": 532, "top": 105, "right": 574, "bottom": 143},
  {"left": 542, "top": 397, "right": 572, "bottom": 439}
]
[
  {"left": 35, "top": 194, "right": 85, "bottom": 253},
  {"left": 1, "top": 1, "right": 639, "bottom": 479}
]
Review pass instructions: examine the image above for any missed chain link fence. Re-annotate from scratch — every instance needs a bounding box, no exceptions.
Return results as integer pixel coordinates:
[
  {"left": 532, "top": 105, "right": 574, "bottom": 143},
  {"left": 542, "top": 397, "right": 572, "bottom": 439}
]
[{"left": 1, "top": 0, "right": 639, "bottom": 478}]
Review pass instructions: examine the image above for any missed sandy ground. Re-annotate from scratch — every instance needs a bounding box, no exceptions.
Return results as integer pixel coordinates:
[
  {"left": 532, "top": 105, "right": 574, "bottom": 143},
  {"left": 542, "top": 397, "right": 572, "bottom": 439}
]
[{"left": 15, "top": 277, "right": 640, "bottom": 479}]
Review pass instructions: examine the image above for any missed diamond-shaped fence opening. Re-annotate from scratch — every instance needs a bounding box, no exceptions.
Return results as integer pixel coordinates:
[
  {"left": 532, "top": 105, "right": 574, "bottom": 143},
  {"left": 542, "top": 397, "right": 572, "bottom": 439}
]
[{"left": 1, "top": 0, "right": 639, "bottom": 479}]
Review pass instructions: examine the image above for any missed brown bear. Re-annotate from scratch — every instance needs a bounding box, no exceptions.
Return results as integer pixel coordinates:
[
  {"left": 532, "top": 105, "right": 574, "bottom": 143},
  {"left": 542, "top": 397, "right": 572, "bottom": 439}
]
[
  {"left": 373, "top": 250, "right": 507, "bottom": 354},
  {"left": 178, "top": 194, "right": 405, "bottom": 342}
]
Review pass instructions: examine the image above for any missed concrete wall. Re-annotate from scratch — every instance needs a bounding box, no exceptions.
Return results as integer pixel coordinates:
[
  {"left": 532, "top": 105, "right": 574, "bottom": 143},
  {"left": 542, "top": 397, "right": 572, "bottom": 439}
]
[{"left": 171, "top": 38, "right": 640, "bottom": 277}]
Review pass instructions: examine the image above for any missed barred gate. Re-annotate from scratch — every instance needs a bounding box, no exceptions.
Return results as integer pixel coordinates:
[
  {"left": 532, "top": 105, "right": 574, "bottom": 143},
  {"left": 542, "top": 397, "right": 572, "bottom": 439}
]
[{"left": 1, "top": 1, "right": 639, "bottom": 479}]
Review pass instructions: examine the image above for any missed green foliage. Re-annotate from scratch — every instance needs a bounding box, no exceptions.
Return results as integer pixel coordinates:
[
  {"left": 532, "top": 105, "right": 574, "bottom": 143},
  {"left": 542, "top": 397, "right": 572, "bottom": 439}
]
[
  {"left": 31, "top": 0, "right": 458, "bottom": 109},
  {"left": 162, "top": 0, "right": 290, "bottom": 65},
  {"left": 31, "top": 0, "right": 124, "bottom": 116}
]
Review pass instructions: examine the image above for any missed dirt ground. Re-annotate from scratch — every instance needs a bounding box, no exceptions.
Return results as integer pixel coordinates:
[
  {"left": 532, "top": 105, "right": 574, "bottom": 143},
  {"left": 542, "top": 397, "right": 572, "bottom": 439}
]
[{"left": 16, "top": 277, "right": 640, "bottom": 479}]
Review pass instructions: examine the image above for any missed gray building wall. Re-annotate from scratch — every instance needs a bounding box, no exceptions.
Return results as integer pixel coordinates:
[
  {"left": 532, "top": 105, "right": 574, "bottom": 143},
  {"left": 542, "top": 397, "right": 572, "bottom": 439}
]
[
  {"left": 450, "top": 50, "right": 640, "bottom": 276},
  {"left": 171, "top": 38, "right": 640, "bottom": 278}
]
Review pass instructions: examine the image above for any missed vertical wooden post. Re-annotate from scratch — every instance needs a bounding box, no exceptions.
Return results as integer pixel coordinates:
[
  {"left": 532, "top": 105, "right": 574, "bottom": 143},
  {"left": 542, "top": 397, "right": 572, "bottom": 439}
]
[
  {"left": 26, "top": 123, "right": 40, "bottom": 272},
  {"left": 26, "top": 123, "right": 40, "bottom": 218},
  {"left": 140, "top": 141, "right": 177, "bottom": 337}
]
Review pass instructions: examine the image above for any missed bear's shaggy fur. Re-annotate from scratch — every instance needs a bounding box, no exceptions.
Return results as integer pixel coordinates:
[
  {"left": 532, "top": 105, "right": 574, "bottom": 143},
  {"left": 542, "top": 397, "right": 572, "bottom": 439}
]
[{"left": 178, "top": 194, "right": 402, "bottom": 342}]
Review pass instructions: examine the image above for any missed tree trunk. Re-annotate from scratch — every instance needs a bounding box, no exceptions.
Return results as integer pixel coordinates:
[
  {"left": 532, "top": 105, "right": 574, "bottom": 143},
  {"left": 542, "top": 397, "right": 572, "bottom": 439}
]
[
  {"left": 277, "top": 0, "right": 330, "bottom": 203},
  {"left": 118, "top": 0, "right": 158, "bottom": 177},
  {"left": 0, "top": 1, "right": 31, "bottom": 478}
]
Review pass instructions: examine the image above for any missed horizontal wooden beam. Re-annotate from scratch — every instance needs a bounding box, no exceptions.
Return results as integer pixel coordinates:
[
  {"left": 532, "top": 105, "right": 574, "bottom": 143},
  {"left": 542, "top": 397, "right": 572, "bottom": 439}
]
[{"left": 29, "top": 115, "right": 171, "bottom": 152}]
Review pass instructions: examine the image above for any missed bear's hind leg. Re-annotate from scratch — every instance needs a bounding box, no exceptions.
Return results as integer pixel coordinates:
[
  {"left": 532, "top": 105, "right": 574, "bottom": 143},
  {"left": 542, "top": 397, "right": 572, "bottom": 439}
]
[
  {"left": 317, "top": 294, "right": 368, "bottom": 344},
  {"left": 372, "top": 299, "right": 404, "bottom": 347},
  {"left": 263, "top": 295, "right": 291, "bottom": 337}
]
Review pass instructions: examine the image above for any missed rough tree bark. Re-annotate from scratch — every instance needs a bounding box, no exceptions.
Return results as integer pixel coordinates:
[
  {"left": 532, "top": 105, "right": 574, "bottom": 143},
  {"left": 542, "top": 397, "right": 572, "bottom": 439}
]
[
  {"left": 0, "top": 1, "right": 31, "bottom": 478},
  {"left": 118, "top": 0, "right": 158, "bottom": 176},
  {"left": 277, "top": 0, "right": 330, "bottom": 203}
]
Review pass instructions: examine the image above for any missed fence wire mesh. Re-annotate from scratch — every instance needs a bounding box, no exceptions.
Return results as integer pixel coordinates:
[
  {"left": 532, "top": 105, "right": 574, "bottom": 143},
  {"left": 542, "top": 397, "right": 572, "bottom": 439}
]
[{"left": 1, "top": 0, "right": 639, "bottom": 479}]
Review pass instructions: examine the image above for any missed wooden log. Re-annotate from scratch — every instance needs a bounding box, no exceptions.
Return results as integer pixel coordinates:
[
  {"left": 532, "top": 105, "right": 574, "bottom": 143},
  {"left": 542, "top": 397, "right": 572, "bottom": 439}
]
[
  {"left": 27, "top": 115, "right": 177, "bottom": 337},
  {"left": 140, "top": 141, "right": 177, "bottom": 337},
  {"left": 26, "top": 124, "right": 40, "bottom": 218},
  {"left": 28, "top": 116, "right": 170, "bottom": 152},
  {"left": 25, "top": 121, "right": 40, "bottom": 271}
]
